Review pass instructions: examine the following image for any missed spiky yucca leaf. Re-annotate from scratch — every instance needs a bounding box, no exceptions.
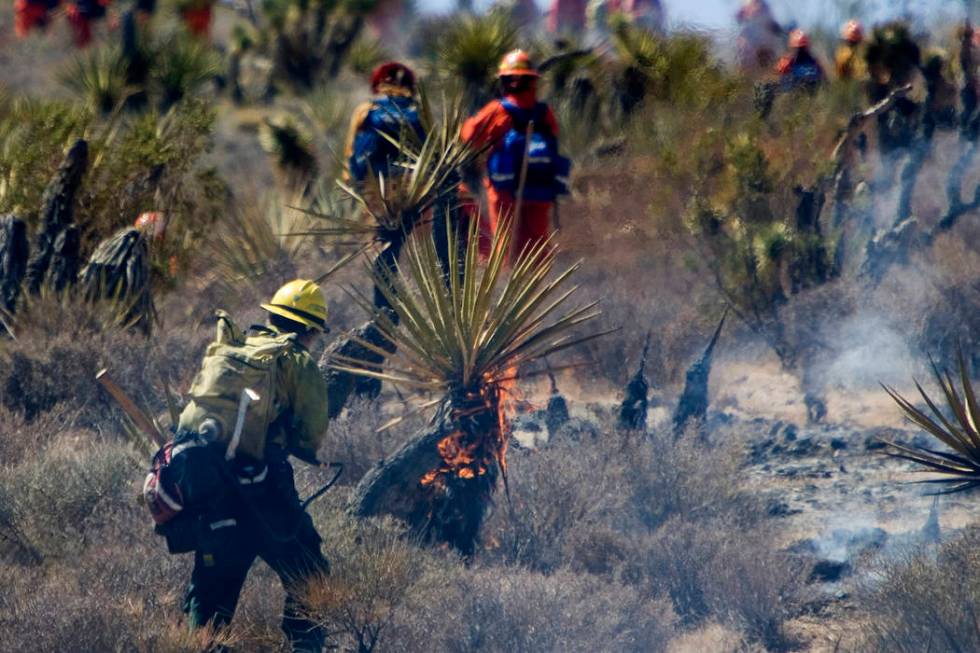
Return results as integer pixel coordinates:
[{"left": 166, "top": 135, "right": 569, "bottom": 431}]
[
  {"left": 59, "top": 47, "right": 131, "bottom": 116},
  {"left": 210, "top": 193, "right": 311, "bottom": 286},
  {"left": 884, "top": 352, "right": 980, "bottom": 494},
  {"left": 330, "top": 215, "right": 605, "bottom": 400}
]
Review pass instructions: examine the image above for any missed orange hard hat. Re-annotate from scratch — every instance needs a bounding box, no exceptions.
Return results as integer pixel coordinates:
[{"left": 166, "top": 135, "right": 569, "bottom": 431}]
[
  {"left": 134, "top": 211, "right": 167, "bottom": 239},
  {"left": 789, "top": 28, "right": 810, "bottom": 49},
  {"left": 841, "top": 19, "right": 863, "bottom": 44},
  {"left": 498, "top": 49, "right": 539, "bottom": 78}
]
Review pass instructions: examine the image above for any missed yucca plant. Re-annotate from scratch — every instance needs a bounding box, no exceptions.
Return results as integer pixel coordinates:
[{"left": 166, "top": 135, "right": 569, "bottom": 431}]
[
  {"left": 336, "top": 214, "right": 604, "bottom": 555},
  {"left": 609, "top": 18, "right": 661, "bottom": 116},
  {"left": 434, "top": 11, "right": 518, "bottom": 110},
  {"left": 59, "top": 47, "right": 131, "bottom": 116},
  {"left": 259, "top": 115, "right": 319, "bottom": 196},
  {"left": 151, "top": 33, "right": 220, "bottom": 110},
  {"left": 884, "top": 353, "right": 980, "bottom": 494}
]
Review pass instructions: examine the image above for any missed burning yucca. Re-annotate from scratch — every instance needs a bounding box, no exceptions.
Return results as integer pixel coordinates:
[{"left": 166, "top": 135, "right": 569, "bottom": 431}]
[
  {"left": 335, "top": 216, "right": 602, "bottom": 556},
  {"left": 884, "top": 352, "right": 980, "bottom": 494}
]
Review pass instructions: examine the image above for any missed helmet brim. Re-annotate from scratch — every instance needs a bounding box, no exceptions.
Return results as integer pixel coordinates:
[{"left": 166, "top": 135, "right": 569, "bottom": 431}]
[
  {"left": 499, "top": 69, "right": 540, "bottom": 78},
  {"left": 261, "top": 303, "right": 327, "bottom": 332}
]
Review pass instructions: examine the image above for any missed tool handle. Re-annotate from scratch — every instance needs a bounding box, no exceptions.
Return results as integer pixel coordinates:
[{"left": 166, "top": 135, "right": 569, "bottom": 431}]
[
  {"left": 301, "top": 463, "right": 344, "bottom": 510},
  {"left": 96, "top": 369, "right": 166, "bottom": 447}
]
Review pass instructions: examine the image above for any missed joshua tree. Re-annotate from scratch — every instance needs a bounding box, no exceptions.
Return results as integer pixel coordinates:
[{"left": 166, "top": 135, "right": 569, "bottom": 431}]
[
  {"left": 259, "top": 115, "right": 319, "bottom": 197},
  {"left": 686, "top": 135, "right": 835, "bottom": 421},
  {"left": 336, "top": 216, "right": 603, "bottom": 556}
]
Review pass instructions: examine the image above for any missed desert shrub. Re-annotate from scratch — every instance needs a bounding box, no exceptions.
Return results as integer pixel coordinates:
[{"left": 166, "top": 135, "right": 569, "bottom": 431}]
[
  {"left": 639, "top": 519, "right": 809, "bottom": 651},
  {"left": 0, "top": 520, "right": 220, "bottom": 653},
  {"left": 0, "top": 437, "right": 139, "bottom": 559},
  {"left": 0, "top": 294, "right": 204, "bottom": 428},
  {"left": 401, "top": 567, "right": 677, "bottom": 653},
  {"left": 629, "top": 430, "right": 760, "bottom": 530},
  {"left": 303, "top": 507, "right": 455, "bottom": 653},
  {"left": 484, "top": 434, "right": 631, "bottom": 573},
  {"left": 849, "top": 527, "right": 980, "bottom": 652},
  {"left": 0, "top": 402, "right": 83, "bottom": 465}
]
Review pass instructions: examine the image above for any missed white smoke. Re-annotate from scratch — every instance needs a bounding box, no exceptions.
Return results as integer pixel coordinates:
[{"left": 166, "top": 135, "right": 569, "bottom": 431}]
[{"left": 817, "top": 310, "right": 919, "bottom": 392}]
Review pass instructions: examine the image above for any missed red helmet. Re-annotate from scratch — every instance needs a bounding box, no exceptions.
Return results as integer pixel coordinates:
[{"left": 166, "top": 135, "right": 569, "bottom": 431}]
[
  {"left": 134, "top": 211, "right": 167, "bottom": 239},
  {"left": 370, "top": 62, "right": 416, "bottom": 93},
  {"left": 841, "top": 19, "right": 863, "bottom": 44},
  {"left": 498, "top": 49, "right": 539, "bottom": 78},
  {"left": 789, "top": 29, "right": 810, "bottom": 49}
]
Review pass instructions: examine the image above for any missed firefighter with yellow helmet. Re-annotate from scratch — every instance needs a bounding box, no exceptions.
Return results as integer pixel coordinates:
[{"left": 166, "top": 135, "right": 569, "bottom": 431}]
[{"left": 175, "top": 279, "right": 331, "bottom": 653}]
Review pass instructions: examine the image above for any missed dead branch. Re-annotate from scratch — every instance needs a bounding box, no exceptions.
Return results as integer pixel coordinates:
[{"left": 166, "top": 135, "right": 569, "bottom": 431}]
[{"left": 828, "top": 85, "right": 913, "bottom": 228}]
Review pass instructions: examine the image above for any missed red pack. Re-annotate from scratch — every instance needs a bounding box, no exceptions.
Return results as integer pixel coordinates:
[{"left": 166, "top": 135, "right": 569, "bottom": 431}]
[{"left": 142, "top": 436, "right": 209, "bottom": 525}]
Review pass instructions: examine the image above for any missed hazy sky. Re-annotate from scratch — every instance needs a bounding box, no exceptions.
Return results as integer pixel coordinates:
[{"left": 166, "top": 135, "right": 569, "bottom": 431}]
[{"left": 418, "top": 0, "right": 969, "bottom": 31}]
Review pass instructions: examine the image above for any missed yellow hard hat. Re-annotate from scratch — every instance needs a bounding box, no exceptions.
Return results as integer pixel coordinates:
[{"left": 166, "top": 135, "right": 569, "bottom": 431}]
[{"left": 261, "top": 279, "right": 328, "bottom": 331}]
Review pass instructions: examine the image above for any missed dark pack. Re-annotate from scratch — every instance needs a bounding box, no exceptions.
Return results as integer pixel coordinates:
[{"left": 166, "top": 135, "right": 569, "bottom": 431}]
[
  {"left": 143, "top": 431, "right": 229, "bottom": 554},
  {"left": 349, "top": 95, "right": 426, "bottom": 182},
  {"left": 487, "top": 99, "right": 571, "bottom": 202}
]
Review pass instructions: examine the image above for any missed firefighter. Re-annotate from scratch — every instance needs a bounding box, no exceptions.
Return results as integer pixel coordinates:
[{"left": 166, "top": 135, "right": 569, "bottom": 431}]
[
  {"left": 736, "top": 0, "right": 783, "bottom": 73},
  {"left": 835, "top": 19, "right": 867, "bottom": 80},
  {"left": 775, "top": 29, "right": 825, "bottom": 91},
  {"left": 547, "top": 0, "right": 586, "bottom": 35},
  {"left": 345, "top": 62, "right": 428, "bottom": 312},
  {"left": 177, "top": 279, "right": 332, "bottom": 653},
  {"left": 179, "top": 0, "right": 216, "bottom": 38},
  {"left": 344, "top": 62, "right": 425, "bottom": 187},
  {"left": 65, "top": 0, "right": 109, "bottom": 47},
  {"left": 14, "top": 0, "right": 59, "bottom": 38},
  {"left": 461, "top": 50, "right": 569, "bottom": 261}
]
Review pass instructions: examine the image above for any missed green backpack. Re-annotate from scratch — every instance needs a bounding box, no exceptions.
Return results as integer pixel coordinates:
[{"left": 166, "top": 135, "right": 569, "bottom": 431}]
[{"left": 178, "top": 311, "right": 296, "bottom": 461}]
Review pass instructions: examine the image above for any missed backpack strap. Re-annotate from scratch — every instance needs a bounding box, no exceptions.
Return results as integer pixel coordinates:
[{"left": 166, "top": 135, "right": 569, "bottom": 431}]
[{"left": 498, "top": 99, "right": 553, "bottom": 136}]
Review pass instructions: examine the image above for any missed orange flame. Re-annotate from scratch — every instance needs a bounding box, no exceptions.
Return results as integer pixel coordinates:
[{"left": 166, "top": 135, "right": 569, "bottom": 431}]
[{"left": 418, "top": 368, "right": 518, "bottom": 491}]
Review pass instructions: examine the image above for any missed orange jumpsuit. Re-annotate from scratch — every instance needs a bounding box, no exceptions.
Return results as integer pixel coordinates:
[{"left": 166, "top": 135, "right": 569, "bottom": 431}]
[
  {"left": 461, "top": 92, "right": 559, "bottom": 259},
  {"left": 14, "top": 0, "right": 51, "bottom": 38}
]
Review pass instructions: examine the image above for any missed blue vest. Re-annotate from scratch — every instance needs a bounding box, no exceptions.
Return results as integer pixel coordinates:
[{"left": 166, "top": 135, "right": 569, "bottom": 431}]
[
  {"left": 487, "top": 99, "right": 571, "bottom": 202},
  {"left": 349, "top": 96, "right": 426, "bottom": 183}
]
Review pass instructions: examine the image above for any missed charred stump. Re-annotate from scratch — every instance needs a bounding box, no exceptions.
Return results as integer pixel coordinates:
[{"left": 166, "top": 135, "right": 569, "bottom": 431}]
[
  {"left": 618, "top": 332, "right": 651, "bottom": 431},
  {"left": 544, "top": 366, "right": 569, "bottom": 437},
  {"left": 350, "top": 391, "right": 504, "bottom": 558},
  {"left": 78, "top": 227, "right": 154, "bottom": 332},
  {"left": 25, "top": 139, "right": 88, "bottom": 295},
  {"left": 320, "top": 312, "right": 397, "bottom": 418},
  {"left": 922, "top": 495, "right": 941, "bottom": 544},
  {"left": 47, "top": 225, "right": 80, "bottom": 293},
  {"left": 672, "top": 310, "right": 727, "bottom": 438},
  {"left": 0, "top": 215, "right": 28, "bottom": 315}
]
